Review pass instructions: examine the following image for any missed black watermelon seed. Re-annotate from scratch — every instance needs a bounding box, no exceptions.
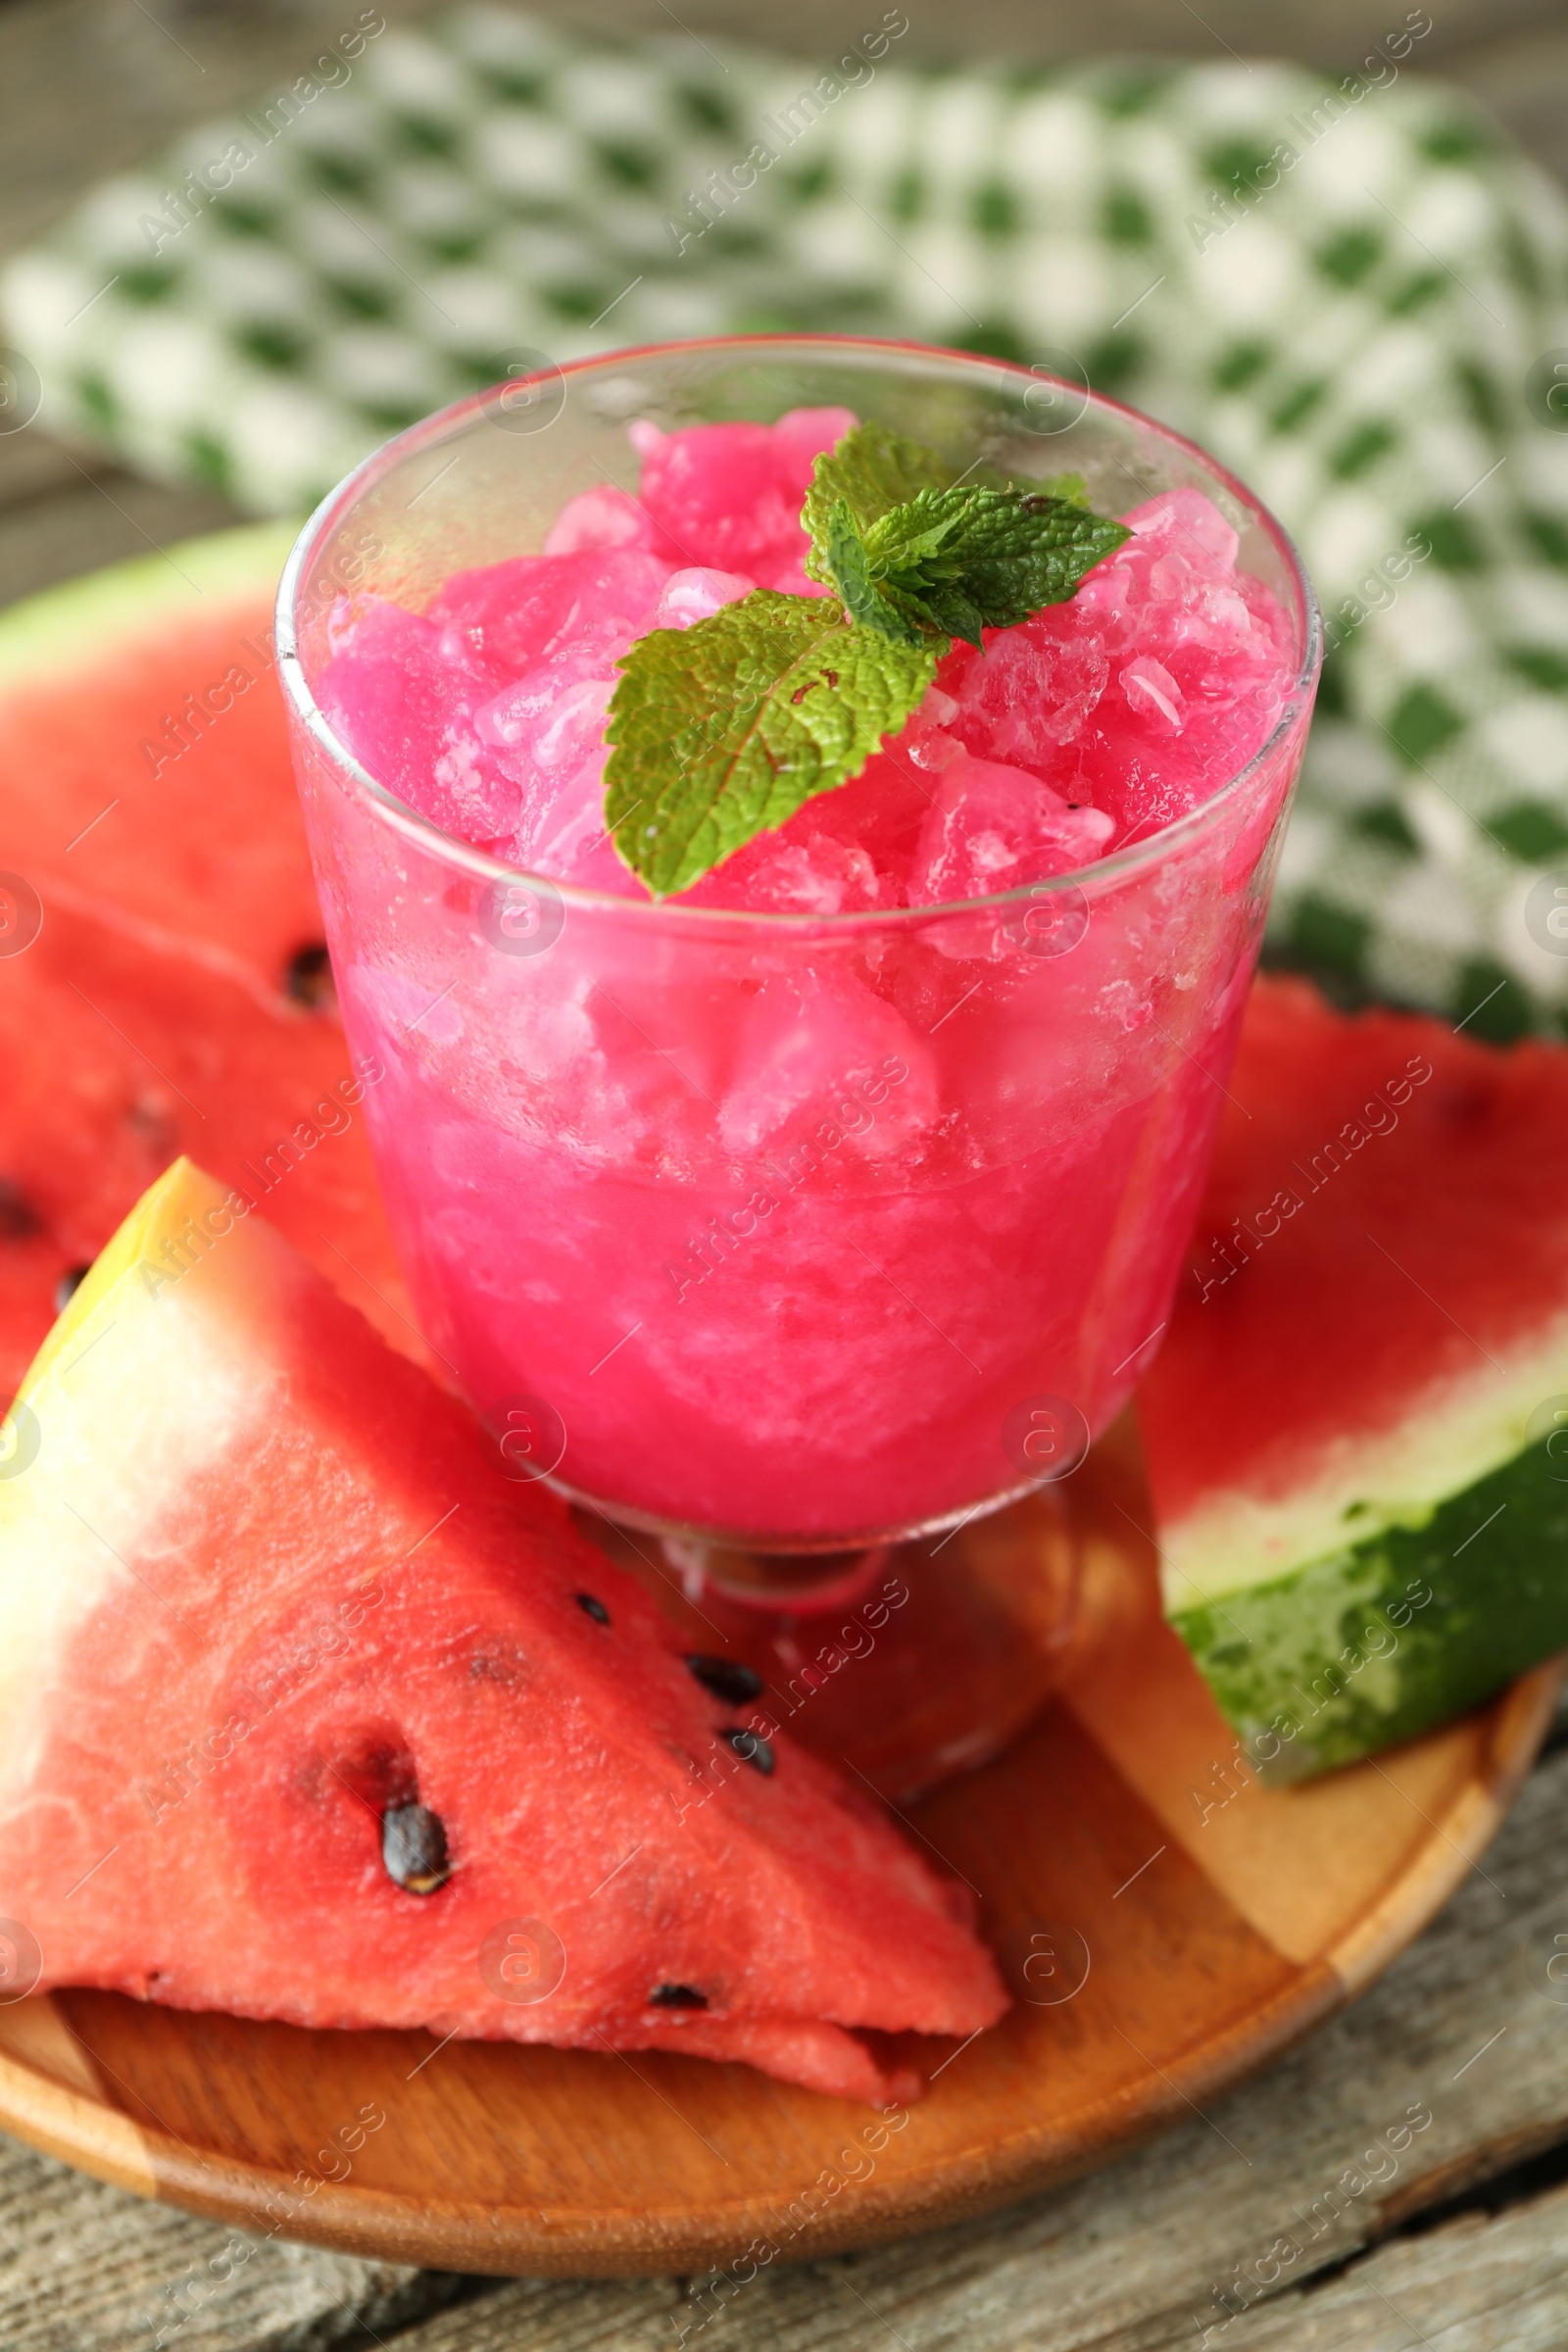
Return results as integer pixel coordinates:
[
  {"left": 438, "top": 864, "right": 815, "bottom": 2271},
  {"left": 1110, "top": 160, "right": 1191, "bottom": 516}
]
[
  {"left": 576, "top": 1592, "right": 611, "bottom": 1625},
  {"left": 722, "top": 1728, "right": 775, "bottom": 1776},
  {"left": 0, "top": 1183, "right": 40, "bottom": 1241},
  {"left": 55, "top": 1263, "right": 91, "bottom": 1311},
  {"left": 649, "top": 1983, "right": 709, "bottom": 2009},
  {"left": 284, "top": 942, "right": 337, "bottom": 1011},
  {"left": 381, "top": 1801, "right": 451, "bottom": 1894},
  {"left": 685, "top": 1654, "right": 762, "bottom": 1704}
]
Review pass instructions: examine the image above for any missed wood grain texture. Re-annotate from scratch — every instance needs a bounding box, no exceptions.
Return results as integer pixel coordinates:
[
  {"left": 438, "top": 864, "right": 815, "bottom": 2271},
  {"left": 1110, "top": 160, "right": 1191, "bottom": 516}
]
[
  {"left": 320, "top": 1736, "right": 1568, "bottom": 2349},
  {"left": 352, "top": 2168, "right": 1568, "bottom": 2352},
  {"left": 0, "top": 1419, "right": 1553, "bottom": 2281},
  {"left": 1058, "top": 1427, "right": 1549, "bottom": 1974},
  {"left": 0, "top": 2132, "right": 465, "bottom": 2352},
  {"left": 4, "top": 2, "right": 1568, "bottom": 2344},
  {"left": 0, "top": 449, "right": 237, "bottom": 609},
  {"left": 3, "top": 1694, "right": 1558, "bottom": 2343},
  {"left": 1174, "top": 2175, "right": 1568, "bottom": 2352}
]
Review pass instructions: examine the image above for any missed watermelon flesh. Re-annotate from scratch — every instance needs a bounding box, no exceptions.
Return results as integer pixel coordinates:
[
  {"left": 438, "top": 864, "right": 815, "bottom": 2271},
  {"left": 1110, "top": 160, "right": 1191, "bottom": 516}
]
[
  {"left": 0, "top": 524, "right": 316, "bottom": 1006},
  {"left": 0, "top": 1160, "right": 1005, "bottom": 2101},
  {"left": 1141, "top": 975, "right": 1568, "bottom": 1776},
  {"left": 0, "top": 528, "right": 420, "bottom": 1395},
  {"left": 0, "top": 898, "right": 412, "bottom": 1382}
]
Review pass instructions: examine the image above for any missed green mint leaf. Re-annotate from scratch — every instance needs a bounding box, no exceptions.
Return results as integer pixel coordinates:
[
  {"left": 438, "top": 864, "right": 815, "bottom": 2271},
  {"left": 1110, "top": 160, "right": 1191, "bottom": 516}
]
[
  {"left": 604, "top": 592, "right": 941, "bottom": 897},
  {"left": 815, "top": 480, "right": 1131, "bottom": 651},
  {"left": 602, "top": 425, "right": 1130, "bottom": 894},
  {"left": 859, "top": 485, "right": 1132, "bottom": 648},
  {"left": 821, "top": 497, "right": 933, "bottom": 646},
  {"left": 803, "top": 419, "right": 956, "bottom": 581}
]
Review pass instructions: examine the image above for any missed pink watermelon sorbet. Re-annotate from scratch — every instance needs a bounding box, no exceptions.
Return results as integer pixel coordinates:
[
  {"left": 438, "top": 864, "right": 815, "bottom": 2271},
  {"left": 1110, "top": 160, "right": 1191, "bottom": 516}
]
[
  {"left": 298, "top": 405, "right": 1309, "bottom": 1544},
  {"left": 318, "top": 408, "right": 1295, "bottom": 914}
]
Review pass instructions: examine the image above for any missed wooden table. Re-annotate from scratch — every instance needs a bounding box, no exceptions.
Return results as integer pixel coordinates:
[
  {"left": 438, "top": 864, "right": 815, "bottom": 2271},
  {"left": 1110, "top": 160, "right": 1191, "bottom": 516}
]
[{"left": 7, "top": 3, "right": 1568, "bottom": 2343}]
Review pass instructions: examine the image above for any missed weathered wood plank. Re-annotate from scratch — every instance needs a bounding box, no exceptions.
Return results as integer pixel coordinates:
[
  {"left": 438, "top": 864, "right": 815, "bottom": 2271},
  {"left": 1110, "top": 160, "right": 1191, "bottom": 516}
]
[
  {"left": 344, "top": 1740, "right": 1568, "bottom": 2351},
  {"left": 0, "top": 428, "right": 81, "bottom": 512},
  {"left": 3, "top": 1, "right": 1568, "bottom": 2345},
  {"left": 0, "top": 2132, "right": 467, "bottom": 2351},
  {"left": 18, "top": 1708, "right": 1559, "bottom": 2347},
  {"left": 0, "top": 459, "right": 238, "bottom": 606},
  {"left": 1182, "top": 2173, "right": 1568, "bottom": 2352}
]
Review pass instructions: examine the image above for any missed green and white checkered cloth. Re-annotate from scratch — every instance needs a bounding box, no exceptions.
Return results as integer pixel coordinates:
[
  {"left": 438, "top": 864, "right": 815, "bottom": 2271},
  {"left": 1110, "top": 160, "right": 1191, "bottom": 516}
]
[{"left": 8, "top": 5, "right": 1568, "bottom": 1033}]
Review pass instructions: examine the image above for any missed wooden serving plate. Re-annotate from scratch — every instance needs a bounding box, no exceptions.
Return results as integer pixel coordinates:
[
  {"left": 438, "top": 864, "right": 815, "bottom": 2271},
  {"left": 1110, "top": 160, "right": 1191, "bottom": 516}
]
[{"left": 1, "top": 1426, "right": 1556, "bottom": 2278}]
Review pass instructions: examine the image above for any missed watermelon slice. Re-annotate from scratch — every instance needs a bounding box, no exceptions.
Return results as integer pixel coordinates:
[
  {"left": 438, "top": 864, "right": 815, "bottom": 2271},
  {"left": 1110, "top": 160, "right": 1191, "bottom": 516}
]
[
  {"left": 1140, "top": 976, "right": 1568, "bottom": 1779},
  {"left": 0, "top": 522, "right": 315, "bottom": 1003},
  {"left": 0, "top": 529, "right": 417, "bottom": 1391},
  {"left": 0, "top": 1158, "right": 1005, "bottom": 2102}
]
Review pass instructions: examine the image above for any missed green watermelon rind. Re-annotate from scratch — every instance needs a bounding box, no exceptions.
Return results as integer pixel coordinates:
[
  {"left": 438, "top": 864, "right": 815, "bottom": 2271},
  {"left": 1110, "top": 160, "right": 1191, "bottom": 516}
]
[
  {"left": 1170, "top": 1432, "right": 1568, "bottom": 1781},
  {"left": 0, "top": 522, "right": 296, "bottom": 690},
  {"left": 1155, "top": 1330, "right": 1568, "bottom": 1614}
]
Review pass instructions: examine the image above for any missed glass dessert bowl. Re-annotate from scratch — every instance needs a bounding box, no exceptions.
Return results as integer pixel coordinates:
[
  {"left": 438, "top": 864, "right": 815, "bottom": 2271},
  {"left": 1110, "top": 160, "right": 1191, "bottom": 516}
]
[{"left": 277, "top": 335, "right": 1320, "bottom": 1796}]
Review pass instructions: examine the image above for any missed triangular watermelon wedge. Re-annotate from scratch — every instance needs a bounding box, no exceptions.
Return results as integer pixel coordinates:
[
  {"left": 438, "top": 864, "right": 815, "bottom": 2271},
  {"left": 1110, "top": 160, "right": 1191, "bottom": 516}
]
[{"left": 0, "top": 1161, "right": 1005, "bottom": 2102}]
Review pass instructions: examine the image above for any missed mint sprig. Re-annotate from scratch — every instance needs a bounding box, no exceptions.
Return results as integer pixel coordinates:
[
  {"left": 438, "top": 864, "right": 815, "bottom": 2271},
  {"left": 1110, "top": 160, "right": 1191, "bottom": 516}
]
[
  {"left": 603, "top": 593, "right": 940, "bottom": 901},
  {"left": 604, "top": 420, "right": 1130, "bottom": 895},
  {"left": 801, "top": 418, "right": 953, "bottom": 551}
]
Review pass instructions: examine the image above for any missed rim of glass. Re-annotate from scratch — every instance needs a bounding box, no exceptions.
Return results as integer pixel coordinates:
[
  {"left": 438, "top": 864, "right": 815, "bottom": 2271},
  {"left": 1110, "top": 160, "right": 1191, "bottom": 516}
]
[{"left": 275, "top": 332, "right": 1323, "bottom": 934}]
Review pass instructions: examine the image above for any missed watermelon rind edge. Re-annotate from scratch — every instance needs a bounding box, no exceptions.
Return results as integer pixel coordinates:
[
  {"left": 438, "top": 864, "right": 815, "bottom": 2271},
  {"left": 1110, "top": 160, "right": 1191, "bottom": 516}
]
[
  {"left": 0, "top": 1158, "right": 244, "bottom": 1780},
  {"left": 1169, "top": 1428, "right": 1568, "bottom": 1781},
  {"left": 1158, "top": 1326, "right": 1568, "bottom": 1613},
  {"left": 0, "top": 521, "right": 299, "bottom": 692}
]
